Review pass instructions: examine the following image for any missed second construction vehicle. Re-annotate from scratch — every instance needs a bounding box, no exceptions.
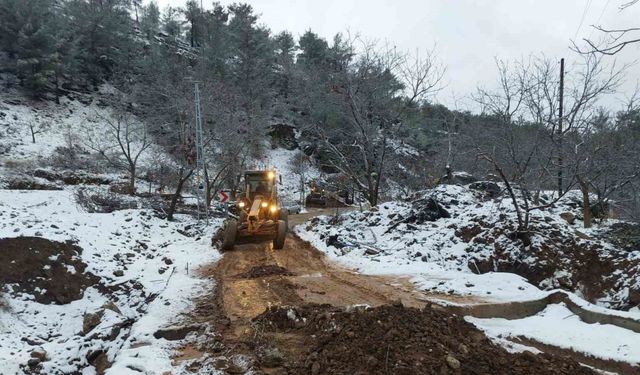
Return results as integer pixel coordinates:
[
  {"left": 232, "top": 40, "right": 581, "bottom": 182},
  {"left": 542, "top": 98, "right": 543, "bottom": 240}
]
[{"left": 221, "top": 170, "right": 288, "bottom": 250}]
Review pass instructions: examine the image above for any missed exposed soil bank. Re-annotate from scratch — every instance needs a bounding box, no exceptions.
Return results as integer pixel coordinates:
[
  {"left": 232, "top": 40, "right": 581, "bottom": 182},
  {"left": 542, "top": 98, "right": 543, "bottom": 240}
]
[{"left": 0, "top": 237, "right": 99, "bottom": 304}]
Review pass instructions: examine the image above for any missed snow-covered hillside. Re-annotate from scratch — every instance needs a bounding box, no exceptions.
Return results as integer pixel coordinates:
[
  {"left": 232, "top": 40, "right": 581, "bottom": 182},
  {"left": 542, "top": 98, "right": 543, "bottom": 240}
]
[
  {"left": 1, "top": 86, "right": 112, "bottom": 161},
  {"left": 0, "top": 188, "right": 222, "bottom": 374}
]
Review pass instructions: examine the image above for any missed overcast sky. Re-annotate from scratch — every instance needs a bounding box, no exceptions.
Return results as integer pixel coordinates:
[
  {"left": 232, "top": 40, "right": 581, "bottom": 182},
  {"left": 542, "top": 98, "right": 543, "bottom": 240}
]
[{"left": 155, "top": 0, "right": 639, "bottom": 110}]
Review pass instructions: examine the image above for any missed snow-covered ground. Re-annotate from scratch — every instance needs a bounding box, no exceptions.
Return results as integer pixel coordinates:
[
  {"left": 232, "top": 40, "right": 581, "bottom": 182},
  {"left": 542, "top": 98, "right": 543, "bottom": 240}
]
[
  {"left": 295, "top": 182, "right": 640, "bottom": 367},
  {"left": 468, "top": 303, "right": 640, "bottom": 365},
  {"left": 0, "top": 188, "right": 222, "bottom": 374}
]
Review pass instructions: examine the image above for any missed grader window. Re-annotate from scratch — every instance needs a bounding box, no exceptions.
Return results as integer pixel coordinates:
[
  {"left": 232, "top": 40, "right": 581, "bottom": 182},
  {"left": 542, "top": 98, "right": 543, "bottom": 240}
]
[{"left": 246, "top": 174, "right": 272, "bottom": 196}]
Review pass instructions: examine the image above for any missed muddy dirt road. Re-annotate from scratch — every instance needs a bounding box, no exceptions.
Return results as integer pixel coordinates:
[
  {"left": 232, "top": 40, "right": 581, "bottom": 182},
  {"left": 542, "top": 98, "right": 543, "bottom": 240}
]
[
  {"left": 208, "top": 235, "right": 427, "bottom": 322},
  {"left": 172, "top": 212, "right": 637, "bottom": 374}
]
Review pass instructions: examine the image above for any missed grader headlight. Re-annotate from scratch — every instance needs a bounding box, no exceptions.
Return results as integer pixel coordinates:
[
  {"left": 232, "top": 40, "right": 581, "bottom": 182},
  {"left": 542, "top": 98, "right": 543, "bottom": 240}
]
[
  {"left": 269, "top": 205, "right": 278, "bottom": 214},
  {"left": 267, "top": 171, "right": 275, "bottom": 180},
  {"left": 261, "top": 201, "right": 269, "bottom": 208},
  {"left": 238, "top": 201, "right": 246, "bottom": 209}
]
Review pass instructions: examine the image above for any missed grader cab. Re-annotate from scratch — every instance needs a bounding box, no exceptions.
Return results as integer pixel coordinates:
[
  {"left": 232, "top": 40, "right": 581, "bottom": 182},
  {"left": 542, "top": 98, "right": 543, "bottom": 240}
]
[{"left": 221, "top": 170, "right": 288, "bottom": 250}]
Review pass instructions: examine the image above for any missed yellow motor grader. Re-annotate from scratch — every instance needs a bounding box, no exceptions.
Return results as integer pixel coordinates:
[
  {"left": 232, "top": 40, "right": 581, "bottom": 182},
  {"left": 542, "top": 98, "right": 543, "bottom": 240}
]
[{"left": 221, "top": 170, "right": 288, "bottom": 250}]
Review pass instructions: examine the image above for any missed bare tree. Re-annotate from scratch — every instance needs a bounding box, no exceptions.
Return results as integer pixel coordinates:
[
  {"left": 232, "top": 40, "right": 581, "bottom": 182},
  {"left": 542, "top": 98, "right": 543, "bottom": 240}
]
[
  {"left": 84, "top": 106, "right": 151, "bottom": 195},
  {"left": 573, "top": 1, "right": 639, "bottom": 55},
  {"left": 27, "top": 118, "right": 51, "bottom": 144},
  {"left": 474, "top": 58, "right": 573, "bottom": 237},
  {"left": 570, "top": 92, "right": 640, "bottom": 226},
  {"left": 474, "top": 54, "right": 627, "bottom": 230},
  {"left": 314, "top": 38, "right": 444, "bottom": 206}
]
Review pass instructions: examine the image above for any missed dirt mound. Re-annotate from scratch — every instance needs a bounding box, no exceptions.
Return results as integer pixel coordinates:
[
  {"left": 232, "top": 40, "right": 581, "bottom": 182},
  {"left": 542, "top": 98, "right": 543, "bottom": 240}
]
[
  {"left": 254, "top": 303, "right": 596, "bottom": 375},
  {"left": 0, "top": 237, "right": 100, "bottom": 304},
  {"left": 237, "top": 265, "right": 295, "bottom": 279}
]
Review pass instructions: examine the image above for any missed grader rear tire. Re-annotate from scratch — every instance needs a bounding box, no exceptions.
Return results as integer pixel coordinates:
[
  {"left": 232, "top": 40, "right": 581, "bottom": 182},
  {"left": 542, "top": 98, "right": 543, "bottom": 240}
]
[
  {"left": 273, "top": 219, "right": 286, "bottom": 250},
  {"left": 221, "top": 219, "right": 237, "bottom": 251}
]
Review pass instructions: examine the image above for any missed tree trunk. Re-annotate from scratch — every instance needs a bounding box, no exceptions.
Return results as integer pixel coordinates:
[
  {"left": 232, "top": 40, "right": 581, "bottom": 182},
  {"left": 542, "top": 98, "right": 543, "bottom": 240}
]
[
  {"left": 205, "top": 183, "right": 213, "bottom": 207},
  {"left": 577, "top": 176, "right": 592, "bottom": 228},
  {"left": 55, "top": 74, "right": 60, "bottom": 105},
  {"left": 367, "top": 177, "right": 377, "bottom": 206},
  {"left": 167, "top": 168, "right": 192, "bottom": 221},
  {"left": 204, "top": 166, "right": 212, "bottom": 207},
  {"left": 30, "top": 126, "right": 36, "bottom": 143},
  {"left": 128, "top": 164, "right": 136, "bottom": 196},
  {"left": 446, "top": 165, "right": 454, "bottom": 184}
]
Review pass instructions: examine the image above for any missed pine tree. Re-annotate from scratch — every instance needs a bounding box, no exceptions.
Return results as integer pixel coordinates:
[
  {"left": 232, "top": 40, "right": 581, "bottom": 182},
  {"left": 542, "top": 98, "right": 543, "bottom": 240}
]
[
  {"left": 227, "top": 3, "right": 274, "bottom": 103},
  {"left": 226, "top": 3, "right": 275, "bottom": 158},
  {"left": 162, "top": 6, "right": 182, "bottom": 39},
  {"left": 298, "top": 30, "right": 328, "bottom": 69},
  {"left": 201, "top": 2, "right": 229, "bottom": 76},
  {"left": 64, "top": 0, "right": 135, "bottom": 87},
  {"left": 184, "top": 0, "right": 203, "bottom": 47},
  {"left": 273, "top": 31, "right": 296, "bottom": 99},
  {"left": 0, "top": 0, "right": 58, "bottom": 97},
  {"left": 140, "top": 1, "right": 161, "bottom": 39}
]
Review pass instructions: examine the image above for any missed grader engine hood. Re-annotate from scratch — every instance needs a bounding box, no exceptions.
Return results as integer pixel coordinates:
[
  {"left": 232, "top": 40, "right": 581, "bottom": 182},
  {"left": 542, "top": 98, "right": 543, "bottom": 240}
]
[
  {"left": 249, "top": 198, "right": 263, "bottom": 221},
  {"left": 248, "top": 197, "right": 264, "bottom": 232}
]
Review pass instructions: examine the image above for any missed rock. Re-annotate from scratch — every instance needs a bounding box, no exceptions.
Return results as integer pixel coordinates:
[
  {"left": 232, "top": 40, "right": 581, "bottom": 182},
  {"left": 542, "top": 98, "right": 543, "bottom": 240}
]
[
  {"left": 326, "top": 234, "right": 346, "bottom": 249},
  {"left": 27, "top": 358, "right": 41, "bottom": 367},
  {"left": 411, "top": 198, "right": 450, "bottom": 223},
  {"left": 261, "top": 347, "right": 285, "bottom": 367},
  {"left": 440, "top": 171, "right": 478, "bottom": 185},
  {"left": 458, "top": 343, "right": 469, "bottom": 354},
  {"left": 469, "top": 181, "right": 501, "bottom": 197},
  {"left": 364, "top": 247, "right": 380, "bottom": 255},
  {"left": 629, "top": 287, "right": 640, "bottom": 307},
  {"left": 82, "top": 310, "right": 104, "bottom": 335},
  {"left": 102, "top": 301, "right": 121, "bottom": 315},
  {"left": 226, "top": 363, "right": 245, "bottom": 374},
  {"left": 560, "top": 212, "right": 575, "bottom": 225},
  {"left": 213, "top": 357, "right": 229, "bottom": 369},
  {"left": 268, "top": 124, "right": 299, "bottom": 150},
  {"left": 455, "top": 225, "right": 482, "bottom": 242},
  {"left": 446, "top": 354, "right": 461, "bottom": 369},
  {"left": 153, "top": 324, "right": 200, "bottom": 341},
  {"left": 311, "top": 361, "right": 321, "bottom": 375},
  {"left": 366, "top": 355, "right": 379, "bottom": 367},
  {"left": 575, "top": 230, "right": 593, "bottom": 240},
  {"left": 113, "top": 270, "right": 124, "bottom": 277},
  {"left": 21, "top": 337, "right": 43, "bottom": 346},
  {"left": 30, "top": 348, "right": 47, "bottom": 362},
  {"left": 86, "top": 350, "right": 111, "bottom": 375}
]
